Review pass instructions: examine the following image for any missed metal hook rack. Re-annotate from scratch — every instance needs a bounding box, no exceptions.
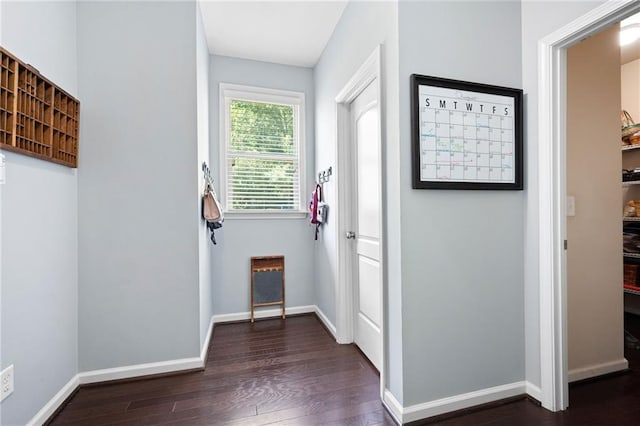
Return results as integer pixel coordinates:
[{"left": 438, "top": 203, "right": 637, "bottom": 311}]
[
  {"left": 318, "top": 166, "right": 332, "bottom": 184},
  {"left": 202, "top": 162, "right": 214, "bottom": 187}
]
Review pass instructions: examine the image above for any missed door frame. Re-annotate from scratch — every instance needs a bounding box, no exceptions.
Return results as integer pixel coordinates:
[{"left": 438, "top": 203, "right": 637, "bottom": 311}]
[
  {"left": 334, "top": 45, "right": 385, "bottom": 381},
  {"left": 538, "top": 0, "right": 639, "bottom": 411}
]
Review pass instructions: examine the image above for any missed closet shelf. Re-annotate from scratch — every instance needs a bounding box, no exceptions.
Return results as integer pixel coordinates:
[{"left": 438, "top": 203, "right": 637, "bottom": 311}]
[{"left": 623, "top": 144, "right": 640, "bottom": 152}]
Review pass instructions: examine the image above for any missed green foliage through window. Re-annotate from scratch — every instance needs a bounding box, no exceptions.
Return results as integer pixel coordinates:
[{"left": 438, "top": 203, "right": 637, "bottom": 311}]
[
  {"left": 231, "top": 100, "right": 294, "bottom": 155},
  {"left": 227, "top": 98, "right": 301, "bottom": 211}
]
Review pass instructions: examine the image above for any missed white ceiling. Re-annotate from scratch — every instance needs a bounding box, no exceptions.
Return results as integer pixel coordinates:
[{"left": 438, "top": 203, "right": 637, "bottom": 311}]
[{"left": 198, "top": 1, "right": 348, "bottom": 68}]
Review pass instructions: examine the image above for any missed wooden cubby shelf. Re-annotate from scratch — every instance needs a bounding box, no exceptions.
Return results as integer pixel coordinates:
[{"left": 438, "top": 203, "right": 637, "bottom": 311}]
[{"left": 0, "top": 46, "right": 79, "bottom": 168}]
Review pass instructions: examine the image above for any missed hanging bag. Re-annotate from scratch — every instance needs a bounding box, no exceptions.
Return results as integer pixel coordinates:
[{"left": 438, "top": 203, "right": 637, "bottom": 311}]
[
  {"left": 202, "top": 183, "right": 224, "bottom": 244},
  {"left": 309, "top": 184, "right": 322, "bottom": 240},
  {"left": 309, "top": 184, "right": 321, "bottom": 224},
  {"left": 309, "top": 184, "right": 329, "bottom": 240},
  {"left": 202, "top": 187, "right": 222, "bottom": 223}
]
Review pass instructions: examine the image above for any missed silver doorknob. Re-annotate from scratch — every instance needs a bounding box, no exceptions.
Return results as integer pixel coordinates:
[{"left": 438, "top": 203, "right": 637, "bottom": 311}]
[{"left": 346, "top": 231, "right": 356, "bottom": 239}]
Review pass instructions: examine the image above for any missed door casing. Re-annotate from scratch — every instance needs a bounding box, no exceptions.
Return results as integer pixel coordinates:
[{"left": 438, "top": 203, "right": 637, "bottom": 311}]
[
  {"left": 335, "top": 44, "right": 386, "bottom": 399},
  {"left": 537, "top": 0, "right": 640, "bottom": 411}
]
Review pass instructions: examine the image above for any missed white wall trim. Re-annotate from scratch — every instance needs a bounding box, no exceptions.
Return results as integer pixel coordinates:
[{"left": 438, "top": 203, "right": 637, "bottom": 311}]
[
  {"left": 525, "top": 381, "right": 542, "bottom": 403},
  {"left": 334, "top": 99, "right": 355, "bottom": 344},
  {"left": 80, "top": 315, "right": 215, "bottom": 385},
  {"left": 402, "top": 381, "right": 526, "bottom": 423},
  {"left": 200, "top": 315, "right": 215, "bottom": 361},
  {"left": 335, "top": 47, "right": 379, "bottom": 103},
  {"left": 537, "top": 0, "right": 640, "bottom": 412},
  {"left": 27, "top": 374, "right": 80, "bottom": 426},
  {"left": 568, "top": 359, "right": 628, "bottom": 383},
  {"left": 213, "top": 304, "right": 336, "bottom": 339},
  {"left": 223, "top": 212, "right": 308, "bottom": 220},
  {"left": 78, "top": 357, "right": 203, "bottom": 385},
  {"left": 382, "top": 389, "right": 403, "bottom": 425},
  {"left": 314, "top": 305, "right": 337, "bottom": 339},
  {"left": 212, "top": 305, "right": 316, "bottom": 324},
  {"left": 383, "top": 381, "right": 527, "bottom": 424}
]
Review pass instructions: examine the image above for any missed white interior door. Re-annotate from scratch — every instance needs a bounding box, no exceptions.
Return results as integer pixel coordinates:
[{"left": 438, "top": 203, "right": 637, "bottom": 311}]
[{"left": 349, "top": 80, "right": 381, "bottom": 370}]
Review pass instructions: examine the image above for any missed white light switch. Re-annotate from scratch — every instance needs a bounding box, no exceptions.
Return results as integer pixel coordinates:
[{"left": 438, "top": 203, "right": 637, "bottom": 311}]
[{"left": 567, "top": 195, "right": 576, "bottom": 217}]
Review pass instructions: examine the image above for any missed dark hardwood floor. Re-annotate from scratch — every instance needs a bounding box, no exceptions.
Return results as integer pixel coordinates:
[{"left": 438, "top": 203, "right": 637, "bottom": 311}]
[
  {"left": 49, "top": 313, "right": 640, "bottom": 425},
  {"left": 49, "top": 314, "right": 394, "bottom": 425}
]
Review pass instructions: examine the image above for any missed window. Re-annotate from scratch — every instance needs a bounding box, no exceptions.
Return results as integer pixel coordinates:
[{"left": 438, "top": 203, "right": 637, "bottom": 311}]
[{"left": 220, "top": 84, "right": 305, "bottom": 217}]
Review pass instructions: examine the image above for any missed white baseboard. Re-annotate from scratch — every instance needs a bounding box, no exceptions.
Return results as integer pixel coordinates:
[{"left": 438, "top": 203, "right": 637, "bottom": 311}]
[
  {"left": 314, "top": 305, "right": 337, "bottom": 338},
  {"left": 385, "top": 381, "right": 527, "bottom": 424},
  {"left": 568, "top": 358, "right": 628, "bottom": 383},
  {"left": 382, "top": 389, "right": 403, "bottom": 425},
  {"left": 78, "top": 356, "right": 203, "bottom": 385},
  {"left": 201, "top": 316, "right": 215, "bottom": 361},
  {"left": 27, "top": 374, "right": 79, "bottom": 426},
  {"left": 212, "top": 304, "right": 316, "bottom": 324},
  {"left": 80, "top": 316, "right": 218, "bottom": 385},
  {"left": 525, "top": 381, "right": 542, "bottom": 402}
]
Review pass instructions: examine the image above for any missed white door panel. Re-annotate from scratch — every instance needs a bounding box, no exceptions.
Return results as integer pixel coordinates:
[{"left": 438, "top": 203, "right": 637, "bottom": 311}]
[
  {"left": 357, "top": 109, "right": 381, "bottom": 240},
  {"left": 357, "top": 238, "right": 379, "bottom": 261},
  {"left": 358, "top": 256, "right": 381, "bottom": 325},
  {"left": 357, "top": 313, "right": 381, "bottom": 368},
  {"left": 350, "top": 79, "right": 381, "bottom": 370}
]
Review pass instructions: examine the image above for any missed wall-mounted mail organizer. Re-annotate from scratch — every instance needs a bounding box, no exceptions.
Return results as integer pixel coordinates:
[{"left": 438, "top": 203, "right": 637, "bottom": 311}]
[
  {"left": 0, "top": 47, "right": 80, "bottom": 168},
  {"left": 318, "top": 166, "right": 332, "bottom": 184},
  {"left": 250, "top": 255, "right": 285, "bottom": 323}
]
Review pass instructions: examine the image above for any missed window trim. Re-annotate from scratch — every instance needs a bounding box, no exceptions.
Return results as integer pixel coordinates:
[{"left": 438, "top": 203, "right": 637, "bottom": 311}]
[{"left": 219, "top": 83, "right": 306, "bottom": 219}]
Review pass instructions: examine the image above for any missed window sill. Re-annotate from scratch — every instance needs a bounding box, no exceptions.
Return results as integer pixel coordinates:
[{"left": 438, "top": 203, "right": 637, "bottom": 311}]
[{"left": 223, "top": 211, "right": 308, "bottom": 220}]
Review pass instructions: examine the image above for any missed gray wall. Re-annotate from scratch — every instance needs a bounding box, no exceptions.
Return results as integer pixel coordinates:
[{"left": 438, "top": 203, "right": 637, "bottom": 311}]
[
  {"left": 0, "top": 1, "right": 78, "bottom": 424},
  {"left": 313, "top": 0, "right": 403, "bottom": 401},
  {"left": 566, "top": 25, "right": 623, "bottom": 374},
  {"left": 397, "top": 0, "right": 524, "bottom": 405},
  {"left": 196, "top": 4, "right": 214, "bottom": 349},
  {"left": 77, "top": 1, "right": 201, "bottom": 370},
  {"left": 521, "top": 0, "right": 607, "bottom": 389},
  {"left": 209, "top": 55, "right": 316, "bottom": 315}
]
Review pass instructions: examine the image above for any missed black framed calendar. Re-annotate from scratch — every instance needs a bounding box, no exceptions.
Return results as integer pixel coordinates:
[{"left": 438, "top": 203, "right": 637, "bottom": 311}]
[{"left": 411, "top": 74, "right": 523, "bottom": 190}]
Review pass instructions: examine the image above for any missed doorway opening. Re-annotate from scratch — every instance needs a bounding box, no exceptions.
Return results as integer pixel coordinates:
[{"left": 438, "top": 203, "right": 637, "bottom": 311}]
[{"left": 538, "top": 0, "right": 640, "bottom": 412}]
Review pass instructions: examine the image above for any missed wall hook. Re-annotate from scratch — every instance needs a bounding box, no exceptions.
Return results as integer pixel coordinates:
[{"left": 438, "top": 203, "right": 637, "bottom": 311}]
[{"left": 318, "top": 166, "right": 332, "bottom": 184}]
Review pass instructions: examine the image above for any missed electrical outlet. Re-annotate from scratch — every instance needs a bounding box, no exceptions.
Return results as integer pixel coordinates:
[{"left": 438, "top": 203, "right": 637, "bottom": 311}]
[{"left": 1, "top": 365, "right": 14, "bottom": 402}]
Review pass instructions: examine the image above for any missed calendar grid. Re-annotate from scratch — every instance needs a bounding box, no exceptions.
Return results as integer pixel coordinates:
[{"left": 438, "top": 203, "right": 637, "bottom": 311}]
[{"left": 418, "top": 89, "right": 516, "bottom": 184}]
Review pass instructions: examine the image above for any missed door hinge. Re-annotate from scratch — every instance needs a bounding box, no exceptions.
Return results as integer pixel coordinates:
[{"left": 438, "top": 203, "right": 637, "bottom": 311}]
[{"left": 564, "top": 240, "right": 568, "bottom": 250}]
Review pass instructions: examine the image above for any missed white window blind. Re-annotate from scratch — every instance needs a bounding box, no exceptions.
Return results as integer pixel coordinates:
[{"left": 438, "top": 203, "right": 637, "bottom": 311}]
[{"left": 221, "top": 84, "right": 305, "bottom": 216}]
